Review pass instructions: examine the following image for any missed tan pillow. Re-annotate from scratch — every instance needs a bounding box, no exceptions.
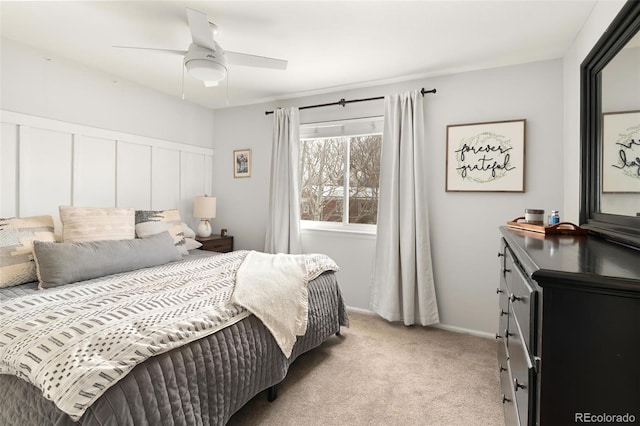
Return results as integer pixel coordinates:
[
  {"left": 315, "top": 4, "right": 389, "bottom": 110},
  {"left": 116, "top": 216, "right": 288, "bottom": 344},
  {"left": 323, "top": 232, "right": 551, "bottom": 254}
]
[
  {"left": 0, "top": 215, "right": 56, "bottom": 287},
  {"left": 59, "top": 206, "right": 135, "bottom": 242}
]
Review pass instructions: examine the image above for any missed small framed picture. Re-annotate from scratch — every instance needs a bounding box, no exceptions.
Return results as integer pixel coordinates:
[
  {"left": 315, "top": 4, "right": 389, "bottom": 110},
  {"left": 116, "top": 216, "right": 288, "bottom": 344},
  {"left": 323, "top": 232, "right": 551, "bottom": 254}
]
[{"left": 233, "top": 149, "right": 251, "bottom": 178}]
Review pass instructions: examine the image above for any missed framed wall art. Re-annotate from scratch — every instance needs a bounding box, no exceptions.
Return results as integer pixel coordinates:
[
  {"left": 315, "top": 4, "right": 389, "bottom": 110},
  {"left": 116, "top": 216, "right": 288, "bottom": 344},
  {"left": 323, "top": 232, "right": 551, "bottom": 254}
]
[
  {"left": 446, "top": 119, "right": 526, "bottom": 192},
  {"left": 602, "top": 110, "right": 640, "bottom": 193},
  {"left": 233, "top": 149, "right": 252, "bottom": 178}
]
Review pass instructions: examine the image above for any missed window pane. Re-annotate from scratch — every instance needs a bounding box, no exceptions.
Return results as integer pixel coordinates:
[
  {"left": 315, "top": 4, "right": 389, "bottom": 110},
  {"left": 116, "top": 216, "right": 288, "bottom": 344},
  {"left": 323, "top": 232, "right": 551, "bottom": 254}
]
[
  {"left": 349, "top": 135, "right": 381, "bottom": 224},
  {"left": 300, "top": 137, "right": 345, "bottom": 222}
]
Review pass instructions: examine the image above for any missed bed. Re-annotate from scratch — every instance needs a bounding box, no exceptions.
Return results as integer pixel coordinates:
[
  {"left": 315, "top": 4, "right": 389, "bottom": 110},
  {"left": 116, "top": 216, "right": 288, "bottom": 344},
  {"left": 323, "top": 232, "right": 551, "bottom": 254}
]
[{"left": 0, "top": 247, "right": 348, "bottom": 425}]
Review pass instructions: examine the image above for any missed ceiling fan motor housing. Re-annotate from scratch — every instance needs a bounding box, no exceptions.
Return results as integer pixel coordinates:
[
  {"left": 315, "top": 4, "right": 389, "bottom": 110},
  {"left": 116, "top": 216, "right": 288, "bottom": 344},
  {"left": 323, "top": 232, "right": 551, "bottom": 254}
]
[{"left": 185, "top": 43, "right": 228, "bottom": 82}]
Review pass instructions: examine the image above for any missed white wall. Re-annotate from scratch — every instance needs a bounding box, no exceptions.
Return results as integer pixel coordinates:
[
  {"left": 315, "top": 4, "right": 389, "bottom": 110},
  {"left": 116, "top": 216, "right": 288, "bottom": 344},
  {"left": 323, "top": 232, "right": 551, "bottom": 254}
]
[
  {"left": 1, "top": 37, "right": 216, "bottom": 231},
  {"left": 212, "top": 58, "right": 565, "bottom": 335},
  {"left": 1, "top": 38, "right": 215, "bottom": 149},
  {"left": 562, "top": 0, "right": 626, "bottom": 222},
  {"left": 1, "top": 111, "right": 214, "bottom": 233}
]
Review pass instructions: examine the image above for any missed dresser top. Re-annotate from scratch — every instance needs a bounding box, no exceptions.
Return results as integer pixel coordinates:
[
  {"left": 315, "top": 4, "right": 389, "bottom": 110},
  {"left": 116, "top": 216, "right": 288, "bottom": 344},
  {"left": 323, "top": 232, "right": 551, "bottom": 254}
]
[{"left": 500, "top": 226, "right": 640, "bottom": 292}]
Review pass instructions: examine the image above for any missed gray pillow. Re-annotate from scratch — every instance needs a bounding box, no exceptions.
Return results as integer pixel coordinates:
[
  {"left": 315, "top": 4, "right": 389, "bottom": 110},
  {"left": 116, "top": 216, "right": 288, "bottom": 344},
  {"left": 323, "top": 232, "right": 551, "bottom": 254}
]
[{"left": 34, "top": 232, "right": 182, "bottom": 289}]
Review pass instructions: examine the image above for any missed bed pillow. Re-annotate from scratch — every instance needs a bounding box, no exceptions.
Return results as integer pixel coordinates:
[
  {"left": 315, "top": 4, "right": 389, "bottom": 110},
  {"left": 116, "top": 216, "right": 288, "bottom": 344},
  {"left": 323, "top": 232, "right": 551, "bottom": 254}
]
[
  {"left": 184, "top": 238, "right": 203, "bottom": 251},
  {"left": 180, "top": 223, "right": 202, "bottom": 251},
  {"left": 135, "top": 209, "right": 188, "bottom": 255},
  {"left": 0, "top": 215, "right": 56, "bottom": 288},
  {"left": 34, "top": 231, "right": 182, "bottom": 289},
  {"left": 60, "top": 206, "right": 135, "bottom": 242},
  {"left": 181, "top": 222, "right": 196, "bottom": 239}
]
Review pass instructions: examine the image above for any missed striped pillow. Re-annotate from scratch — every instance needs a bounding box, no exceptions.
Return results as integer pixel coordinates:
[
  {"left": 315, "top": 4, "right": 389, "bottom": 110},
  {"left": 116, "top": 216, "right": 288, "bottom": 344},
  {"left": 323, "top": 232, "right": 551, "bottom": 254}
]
[
  {"left": 0, "top": 215, "right": 56, "bottom": 287},
  {"left": 60, "top": 206, "right": 135, "bottom": 242}
]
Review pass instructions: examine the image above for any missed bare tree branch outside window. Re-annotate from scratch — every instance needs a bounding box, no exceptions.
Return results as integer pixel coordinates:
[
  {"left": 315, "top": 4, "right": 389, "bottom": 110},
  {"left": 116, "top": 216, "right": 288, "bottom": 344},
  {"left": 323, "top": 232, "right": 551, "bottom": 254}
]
[
  {"left": 300, "top": 133, "right": 381, "bottom": 225},
  {"left": 349, "top": 135, "right": 381, "bottom": 224}
]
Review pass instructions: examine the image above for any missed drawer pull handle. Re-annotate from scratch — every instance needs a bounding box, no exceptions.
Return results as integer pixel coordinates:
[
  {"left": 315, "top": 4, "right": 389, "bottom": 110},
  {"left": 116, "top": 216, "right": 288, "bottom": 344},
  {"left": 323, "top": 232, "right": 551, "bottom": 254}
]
[
  {"left": 497, "top": 252, "right": 504, "bottom": 258},
  {"left": 514, "top": 378, "right": 526, "bottom": 391},
  {"left": 499, "top": 309, "right": 508, "bottom": 317},
  {"left": 503, "top": 268, "right": 511, "bottom": 274},
  {"left": 499, "top": 363, "right": 507, "bottom": 372},
  {"left": 502, "top": 394, "right": 511, "bottom": 403},
  {"left": 496, "top": 287, "right": 504, "bottom": 294},
  {"left": 509, "top": 293, "right": 523, "bottom": 302},
  {"left": 504, "top": 328, "right": 514, "bottom": 338},
  {"left": 495, "top": 333, "right": 503, "bottom": 340}
]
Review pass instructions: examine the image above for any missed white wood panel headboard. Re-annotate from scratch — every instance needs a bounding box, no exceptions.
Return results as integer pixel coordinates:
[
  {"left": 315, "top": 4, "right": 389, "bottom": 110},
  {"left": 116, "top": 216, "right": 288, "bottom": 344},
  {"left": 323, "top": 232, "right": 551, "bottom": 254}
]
[{"left": 0, "top": 110, "right": 214, "bottom": 233}]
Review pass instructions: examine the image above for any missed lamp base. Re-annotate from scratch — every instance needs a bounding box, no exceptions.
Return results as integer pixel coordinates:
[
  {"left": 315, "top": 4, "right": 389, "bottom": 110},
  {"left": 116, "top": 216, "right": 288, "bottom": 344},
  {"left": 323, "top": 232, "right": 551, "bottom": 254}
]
[{"left": 196, "top": 220, "right": 212, "bottom": 238}]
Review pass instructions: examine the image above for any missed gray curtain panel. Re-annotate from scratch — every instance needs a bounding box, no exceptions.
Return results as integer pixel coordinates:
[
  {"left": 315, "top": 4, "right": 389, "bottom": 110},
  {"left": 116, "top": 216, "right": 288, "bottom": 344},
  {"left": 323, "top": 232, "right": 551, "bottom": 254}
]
[
  {"left": 371, "top": 89, "right": 440, "bottom": 326},
  {"left": 265, "top": 107, "right": 303, "bottom": 254}
]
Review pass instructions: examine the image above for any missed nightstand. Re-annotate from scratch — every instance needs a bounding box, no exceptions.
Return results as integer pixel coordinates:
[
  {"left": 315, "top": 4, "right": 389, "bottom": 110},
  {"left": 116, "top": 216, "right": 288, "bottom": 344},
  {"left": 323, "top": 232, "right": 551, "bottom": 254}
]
[{"left": 196, "top": 235, "right": 234, "bottom": 253}]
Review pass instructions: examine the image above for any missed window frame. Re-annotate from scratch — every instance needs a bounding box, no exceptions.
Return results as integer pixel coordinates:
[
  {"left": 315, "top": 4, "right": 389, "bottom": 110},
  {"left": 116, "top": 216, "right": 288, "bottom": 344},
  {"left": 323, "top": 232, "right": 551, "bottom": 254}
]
[{"left": 299, "top": 117, "right": 383, "bottom": 234}]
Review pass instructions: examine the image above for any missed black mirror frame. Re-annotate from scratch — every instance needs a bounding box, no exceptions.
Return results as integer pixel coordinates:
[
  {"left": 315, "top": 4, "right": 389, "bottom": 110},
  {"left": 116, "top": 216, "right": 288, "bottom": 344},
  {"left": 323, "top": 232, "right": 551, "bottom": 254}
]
[{"left": 580, "top": 0, "right": 640, "bottom": 249}]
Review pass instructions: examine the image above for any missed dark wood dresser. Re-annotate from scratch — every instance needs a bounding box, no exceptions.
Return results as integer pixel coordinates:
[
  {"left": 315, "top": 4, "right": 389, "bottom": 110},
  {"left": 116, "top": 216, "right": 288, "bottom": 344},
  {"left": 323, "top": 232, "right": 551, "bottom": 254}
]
[
  {"left": 196, "top": 234, "right": 234, "bottom": 253},
  {"left": 497, "top": 226, "right": 640, "bottom": 426}
]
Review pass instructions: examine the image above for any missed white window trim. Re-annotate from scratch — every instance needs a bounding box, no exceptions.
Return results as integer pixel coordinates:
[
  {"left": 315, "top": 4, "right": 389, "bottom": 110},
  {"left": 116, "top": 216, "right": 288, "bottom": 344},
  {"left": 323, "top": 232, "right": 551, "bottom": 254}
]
[
  {"left": 300, "top": 219, "right": 377, "bottom": 235},
  {"left": 299, "top": 116, "right": 383, "bottom": 234}
]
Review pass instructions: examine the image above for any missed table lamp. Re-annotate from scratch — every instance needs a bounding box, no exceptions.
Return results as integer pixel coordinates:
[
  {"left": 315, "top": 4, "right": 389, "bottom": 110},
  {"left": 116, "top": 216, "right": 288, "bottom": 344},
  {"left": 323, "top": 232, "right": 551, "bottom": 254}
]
[{"left": 193, "top": 195, "right": 217, "bottom": 238}]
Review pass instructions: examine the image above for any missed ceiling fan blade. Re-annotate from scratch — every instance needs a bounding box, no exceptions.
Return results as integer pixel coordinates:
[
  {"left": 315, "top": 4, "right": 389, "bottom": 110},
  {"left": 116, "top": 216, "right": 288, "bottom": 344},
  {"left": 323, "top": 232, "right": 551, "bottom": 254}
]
[
  {"left": 113, "top": 46, "right": 187, "bottom": 56},
  {"left": 186, "top": 8, "right": 215, "bottom": 51},
  {"left": 225, "top": 51, "right": 288, "bottom": 70}
]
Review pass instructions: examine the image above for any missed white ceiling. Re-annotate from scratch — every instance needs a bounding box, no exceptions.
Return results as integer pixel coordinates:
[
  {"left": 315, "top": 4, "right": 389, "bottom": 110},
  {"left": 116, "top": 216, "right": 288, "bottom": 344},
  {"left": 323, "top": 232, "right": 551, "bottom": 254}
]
[{"left": 1, "top": 1, "right": 598, "bottom": 110}]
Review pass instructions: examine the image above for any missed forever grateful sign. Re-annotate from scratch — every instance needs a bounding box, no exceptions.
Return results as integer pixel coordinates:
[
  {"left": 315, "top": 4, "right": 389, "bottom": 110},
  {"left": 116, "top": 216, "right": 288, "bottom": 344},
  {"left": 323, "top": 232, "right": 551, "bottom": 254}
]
[{"left": 446, "top": 119, "right": 525, "bottom": 192}]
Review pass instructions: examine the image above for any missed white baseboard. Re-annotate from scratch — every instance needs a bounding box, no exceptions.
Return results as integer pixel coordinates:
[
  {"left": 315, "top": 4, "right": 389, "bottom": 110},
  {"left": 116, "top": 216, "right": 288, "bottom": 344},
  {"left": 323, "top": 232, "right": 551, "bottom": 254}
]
[
  {"left": 431, "top": 323, "right": 495, "bottom": 340},
  {"left": 345, "top": 306, "right": 495, "bottom": 340},
  {"left": 345, "top": 306, "right": 377, "bottom": 316}
]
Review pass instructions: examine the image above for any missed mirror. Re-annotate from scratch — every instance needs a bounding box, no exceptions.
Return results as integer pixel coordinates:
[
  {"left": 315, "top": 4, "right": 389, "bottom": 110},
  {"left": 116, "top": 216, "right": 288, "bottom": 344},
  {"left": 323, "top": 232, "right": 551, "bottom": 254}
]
[
  {"left": 581, "top": 0, "right": 640, "bottom": 248},
  {"left": 601, "top": 31, "right": 640, "bottom": 215}
]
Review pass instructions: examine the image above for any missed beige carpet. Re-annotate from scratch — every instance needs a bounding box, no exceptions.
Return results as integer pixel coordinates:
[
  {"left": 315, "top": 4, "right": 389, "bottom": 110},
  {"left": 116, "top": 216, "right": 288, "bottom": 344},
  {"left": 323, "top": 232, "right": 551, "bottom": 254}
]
[{"left": 228, "top": 312, "right": 504, "bottom": 426}]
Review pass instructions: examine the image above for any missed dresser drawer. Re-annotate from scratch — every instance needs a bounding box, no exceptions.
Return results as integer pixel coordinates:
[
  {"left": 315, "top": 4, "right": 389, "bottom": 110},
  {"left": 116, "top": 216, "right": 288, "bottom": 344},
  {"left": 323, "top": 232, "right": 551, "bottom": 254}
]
[
  {"left": 509, "top": 324, "right": 535, "bottom": 426},
  {"left": 498, "top": 339, "right": 509, "bottom": 375},
  {"left": 498, "top": 346, "right": 521, "bottom": 426},
  {"left": 502, "top": 366, "right": 521, "bottom": 426},
  {"left": 498, "top": 278, "right": 510, "bottom": 341},
  {"left": 504, "top": 247, "right": 537, "bottom": 353}
]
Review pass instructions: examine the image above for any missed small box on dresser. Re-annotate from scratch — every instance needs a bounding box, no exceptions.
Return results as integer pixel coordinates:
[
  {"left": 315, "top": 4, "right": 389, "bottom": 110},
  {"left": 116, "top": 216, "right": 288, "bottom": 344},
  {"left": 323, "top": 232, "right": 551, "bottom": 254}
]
[
  {"left": 496, "top": 227, "right": 640, "bottom": 426},
  {"left": 196, "top": 235, "right": 233, "bottom": 253}
]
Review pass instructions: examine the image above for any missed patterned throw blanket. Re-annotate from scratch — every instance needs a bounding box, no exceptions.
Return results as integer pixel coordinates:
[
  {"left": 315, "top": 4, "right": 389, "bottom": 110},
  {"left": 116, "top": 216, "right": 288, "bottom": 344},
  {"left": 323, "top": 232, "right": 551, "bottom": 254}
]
[{"left": 0, "top": 250, "right": 338, "bottom": 421}]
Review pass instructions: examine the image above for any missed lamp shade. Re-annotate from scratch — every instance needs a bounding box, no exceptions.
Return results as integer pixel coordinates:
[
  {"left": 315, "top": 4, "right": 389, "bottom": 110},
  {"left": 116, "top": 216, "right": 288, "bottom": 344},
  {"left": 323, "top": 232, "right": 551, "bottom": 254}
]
[{"left": 193, "top": 196, "right": 217, "bottom": 219}]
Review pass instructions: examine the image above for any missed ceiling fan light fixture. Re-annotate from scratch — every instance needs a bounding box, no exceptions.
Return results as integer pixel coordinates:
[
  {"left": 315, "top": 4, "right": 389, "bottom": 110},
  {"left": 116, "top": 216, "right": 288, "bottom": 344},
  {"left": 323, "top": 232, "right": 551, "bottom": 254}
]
[
  {"left": 184, "top": 43, "right": 228, "bottom": 84},
  {"left": 115, "top": 9, "right": 287, "bottom": 93},
  {"left": 185, "top": 59, "right": 227, "bottom": 82}
]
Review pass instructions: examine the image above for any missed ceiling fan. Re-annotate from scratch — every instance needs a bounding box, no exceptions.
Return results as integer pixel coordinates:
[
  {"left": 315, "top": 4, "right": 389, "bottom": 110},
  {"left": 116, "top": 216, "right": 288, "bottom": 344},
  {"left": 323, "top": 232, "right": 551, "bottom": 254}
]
[{"left": 114, "top": 8, "right": 287, "bottom": 88}]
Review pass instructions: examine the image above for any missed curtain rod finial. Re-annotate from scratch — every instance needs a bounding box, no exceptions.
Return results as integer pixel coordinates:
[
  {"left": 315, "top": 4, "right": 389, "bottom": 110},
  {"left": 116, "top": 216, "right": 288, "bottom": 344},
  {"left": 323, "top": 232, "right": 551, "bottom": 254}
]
[{"left": 420, "top": 88, "right": 437, "bottom": 96}]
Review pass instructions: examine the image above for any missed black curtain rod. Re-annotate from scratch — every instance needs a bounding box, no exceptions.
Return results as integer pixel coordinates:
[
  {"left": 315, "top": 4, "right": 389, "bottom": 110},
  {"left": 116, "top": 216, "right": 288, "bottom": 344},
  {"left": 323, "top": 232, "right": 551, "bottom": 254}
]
[{"left": 265, "top": 87, "right": 436, "bottom": 115}]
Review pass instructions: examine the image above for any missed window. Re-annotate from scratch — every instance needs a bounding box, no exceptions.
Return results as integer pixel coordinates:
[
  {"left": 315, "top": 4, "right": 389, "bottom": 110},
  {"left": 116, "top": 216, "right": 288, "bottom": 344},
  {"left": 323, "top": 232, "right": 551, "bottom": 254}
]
[{"left": 299, "top": 117, "right": 383, "bottom": 231}]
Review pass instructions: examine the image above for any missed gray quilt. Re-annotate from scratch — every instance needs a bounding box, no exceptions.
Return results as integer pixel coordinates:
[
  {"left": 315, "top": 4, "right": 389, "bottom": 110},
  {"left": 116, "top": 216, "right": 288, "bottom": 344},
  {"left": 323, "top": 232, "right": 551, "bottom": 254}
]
[{"left": 0, "top": 253, "right": 348, "bottom": 425}]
